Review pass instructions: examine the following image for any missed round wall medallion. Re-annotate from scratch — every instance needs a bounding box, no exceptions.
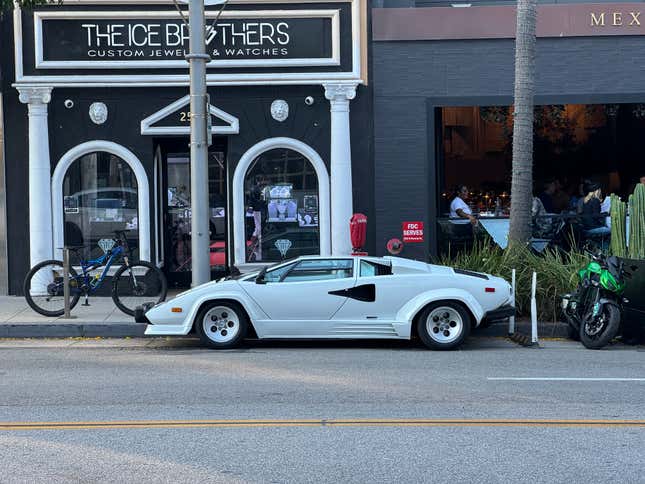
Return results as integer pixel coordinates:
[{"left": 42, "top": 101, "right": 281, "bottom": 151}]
[
  {"left": 89, "top": 102, "right": 108, "bottom": 125},
  {"left": 270, "top": 99, "right": 289, "bottom": 122}
]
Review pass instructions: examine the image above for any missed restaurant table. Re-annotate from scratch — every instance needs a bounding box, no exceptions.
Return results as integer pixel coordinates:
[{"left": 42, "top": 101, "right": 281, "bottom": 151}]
[
  {"left": 477, "top": 217, "right": 550, "bottom": 251},
  {"left": 477, "top": 215, "right": 631, "bottom": 250}
]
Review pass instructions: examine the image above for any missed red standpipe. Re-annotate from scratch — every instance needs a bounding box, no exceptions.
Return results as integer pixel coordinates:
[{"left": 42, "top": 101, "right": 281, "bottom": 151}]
[{"left": 350, "top": 213, "right": 368, "bottom": 255}]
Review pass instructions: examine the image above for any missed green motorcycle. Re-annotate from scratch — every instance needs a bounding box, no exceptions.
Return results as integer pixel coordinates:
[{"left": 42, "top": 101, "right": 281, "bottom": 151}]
[{"left": 561, "top": 252, "right": 633, "bottom": 349}]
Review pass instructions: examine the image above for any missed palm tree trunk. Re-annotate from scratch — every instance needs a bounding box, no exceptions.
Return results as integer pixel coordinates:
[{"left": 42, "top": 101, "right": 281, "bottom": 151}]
[{"left": 509, "top": 0, "right": 538, "bottom": 244}]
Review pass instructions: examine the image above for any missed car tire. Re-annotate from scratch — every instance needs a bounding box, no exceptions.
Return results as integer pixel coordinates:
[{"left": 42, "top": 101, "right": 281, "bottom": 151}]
[
  {"left": 195, "top": 301, "right": 249, "bottom": 349},
  {"left": 417, "top": 301, "right": 471, "bottom": 351}
]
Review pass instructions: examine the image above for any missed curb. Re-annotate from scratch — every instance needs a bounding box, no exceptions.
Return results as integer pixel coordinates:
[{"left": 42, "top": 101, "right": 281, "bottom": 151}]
[
  {"left": 0, "top": 320, "right": 570, "bottom": 339},
  {"left": 475, "top": 321, "right": 570, "bottom": 339},
  {"left": 0, "top": 323, "right": 146, "bottom": 338},
  {"left": 508, "top": 332, "right": 540, "bottom": 347}
]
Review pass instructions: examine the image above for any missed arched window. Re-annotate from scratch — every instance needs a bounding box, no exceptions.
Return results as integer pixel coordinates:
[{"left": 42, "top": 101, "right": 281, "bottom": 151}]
[
  {"left": 62, "top": 151, "right": 139, "bottom": 263},
  {"left": 243, "top": 148, "right": 320, "bottom": 262}
]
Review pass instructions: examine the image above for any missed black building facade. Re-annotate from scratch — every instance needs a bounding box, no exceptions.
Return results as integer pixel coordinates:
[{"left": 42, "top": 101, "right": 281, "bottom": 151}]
[
  {"left": 1, "top": 0, "right": 373, "bottom": 294},
  {"left": 373, "top": 1, "right": 645, "bottom": 258}
]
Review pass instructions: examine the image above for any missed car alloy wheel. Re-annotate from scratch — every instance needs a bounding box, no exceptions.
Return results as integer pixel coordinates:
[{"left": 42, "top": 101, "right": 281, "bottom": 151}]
[
  {"left": 426, "top": 306, "right": 464, "bottom": 344},
  {"left": 202, "top": 305, "right": 241, "bottom": 344}
]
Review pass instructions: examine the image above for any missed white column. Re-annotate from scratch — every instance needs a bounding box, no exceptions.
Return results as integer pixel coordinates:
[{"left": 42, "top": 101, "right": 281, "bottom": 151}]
[
  {"left": 324, "top": 83, "right": 357, "bottom": 256},
  {"left": 18, "top": 86, "right": 54, "bottom": 267}
]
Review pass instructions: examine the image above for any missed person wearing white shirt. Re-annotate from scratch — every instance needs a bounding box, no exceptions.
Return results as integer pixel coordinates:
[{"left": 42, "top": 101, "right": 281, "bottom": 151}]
[{"left": 450, "top": 185, "right": 477, "bottom": 225}]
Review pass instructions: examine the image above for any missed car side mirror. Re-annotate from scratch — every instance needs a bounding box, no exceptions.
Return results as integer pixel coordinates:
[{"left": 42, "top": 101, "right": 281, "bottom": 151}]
[{"left": 255, "top": 266, "right": 267, "bottom": 285}]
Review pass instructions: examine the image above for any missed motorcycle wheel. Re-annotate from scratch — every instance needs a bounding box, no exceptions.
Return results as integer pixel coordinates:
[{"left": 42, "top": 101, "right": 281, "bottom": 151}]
[
  {"left": 567, "top": 323, "right": 580, "bottom": 341},
  {"left": 579, "top": 304, "right": 620, "bottom": 349}
]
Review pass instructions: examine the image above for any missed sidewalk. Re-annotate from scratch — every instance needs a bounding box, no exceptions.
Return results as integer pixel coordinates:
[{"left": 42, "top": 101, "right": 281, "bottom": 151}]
[
  {"left": 0, "top": 295, "right": 569, "bottom": 339},
  {"left": 0, "top": 296, "right": 145, "bottom": 338}
]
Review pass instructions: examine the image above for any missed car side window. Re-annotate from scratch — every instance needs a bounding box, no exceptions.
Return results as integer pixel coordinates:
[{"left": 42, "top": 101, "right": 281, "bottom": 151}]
[
  {"left": 282, "top": 259, "right": 354, "bottom": 282},
  {"left": 264, "top": 262, "right": 297, "bottom": 283},
  {"left": 359, "top": 260, "right": 392, "bottom": 277}
]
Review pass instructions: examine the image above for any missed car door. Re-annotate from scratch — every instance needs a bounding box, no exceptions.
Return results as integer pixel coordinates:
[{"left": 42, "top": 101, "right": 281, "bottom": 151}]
[
  {"left": 239, "top": 258, "right": 357, "bottom": 337},
  {"left": 333, "top": 259, "right": 421, "bottom": 321}
]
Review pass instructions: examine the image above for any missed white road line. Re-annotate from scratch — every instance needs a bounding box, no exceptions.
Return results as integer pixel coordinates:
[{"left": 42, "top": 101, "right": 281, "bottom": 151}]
[{"left": 488, "top": 377, "right": 645, "bottom": 382}]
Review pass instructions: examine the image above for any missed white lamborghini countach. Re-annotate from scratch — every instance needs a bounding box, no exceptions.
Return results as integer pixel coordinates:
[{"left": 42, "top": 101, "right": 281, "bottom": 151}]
[{"left": 135, "top": 256, "right": 514, "bottom": 350}]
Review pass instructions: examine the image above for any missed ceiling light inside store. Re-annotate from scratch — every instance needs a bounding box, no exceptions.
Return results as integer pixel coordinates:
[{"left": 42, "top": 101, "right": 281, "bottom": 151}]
[{"left": 451, "top": 3, "right": 472, "bottom": 7}]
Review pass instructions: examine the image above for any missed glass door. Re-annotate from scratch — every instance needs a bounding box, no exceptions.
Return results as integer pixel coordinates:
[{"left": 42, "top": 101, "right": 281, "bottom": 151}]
[{"left": 158, "top": 138, "right": 228, "bottom": 287}]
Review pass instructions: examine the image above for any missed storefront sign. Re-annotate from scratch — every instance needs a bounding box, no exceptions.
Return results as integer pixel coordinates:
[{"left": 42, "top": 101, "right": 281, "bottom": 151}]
[
  {"left": 373, "top": 3, "right": 645, "bottom": 41},
  {"left": 35, "top": 10, "right": 340, "bottom": 69},
  {"left": 402, "top": 222, "right": 424, "bottom": 243},
  {"left": 590, "top": 11, "right": 641, "bottom": 27}
]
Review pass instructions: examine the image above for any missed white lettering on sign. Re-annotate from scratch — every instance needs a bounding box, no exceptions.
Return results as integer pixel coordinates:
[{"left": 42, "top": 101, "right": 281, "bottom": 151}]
[
  {"left": 81, "top": 21, "right": 291, "bottom": 49},
  {"left": 591, "top": 11, "right": 642, "bottom": 26},
  {"left": 402, "top": 221, "right": 424, "bottom": 243}
]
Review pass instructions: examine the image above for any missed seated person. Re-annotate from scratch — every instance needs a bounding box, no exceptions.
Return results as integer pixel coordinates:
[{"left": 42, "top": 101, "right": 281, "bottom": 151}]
[
  {"left": 581, "top": 182, "right": 610, "bottom": 238},
  {"left": 531, "top": 196, "right": 552, "bottom": 238},
  {"left": 538, "top": 178, "right": 557, "bottom": 213},
  {"left": 449, "top": 185, "right": 477, "bottom": 225}
]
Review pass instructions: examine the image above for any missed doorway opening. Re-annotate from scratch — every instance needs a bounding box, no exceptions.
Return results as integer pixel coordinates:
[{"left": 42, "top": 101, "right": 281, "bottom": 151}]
[{"left": 154, "top": 137, "right": 228, "bottom": 287}]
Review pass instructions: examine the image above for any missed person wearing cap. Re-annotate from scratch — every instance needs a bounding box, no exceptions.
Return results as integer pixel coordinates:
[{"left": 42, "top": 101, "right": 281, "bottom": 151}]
[{"left": 581, "top": 181, "right": 610, "bottom": 238}]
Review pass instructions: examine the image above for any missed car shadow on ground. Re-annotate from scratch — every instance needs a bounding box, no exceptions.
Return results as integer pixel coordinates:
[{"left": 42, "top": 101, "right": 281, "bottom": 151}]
[{"left": 145, "top": 334, "right": 525, "bottom": 352}]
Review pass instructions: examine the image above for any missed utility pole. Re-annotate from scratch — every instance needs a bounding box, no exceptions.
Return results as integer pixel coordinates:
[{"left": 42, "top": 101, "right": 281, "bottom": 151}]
[{"left": 186, "top": 0, "right": 211, "bottom": 287}]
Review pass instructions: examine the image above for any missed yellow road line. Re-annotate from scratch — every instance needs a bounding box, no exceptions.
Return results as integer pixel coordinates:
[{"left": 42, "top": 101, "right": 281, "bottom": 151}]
[{"left": 1, "top": 418, "right": 644, "bottom": 431}]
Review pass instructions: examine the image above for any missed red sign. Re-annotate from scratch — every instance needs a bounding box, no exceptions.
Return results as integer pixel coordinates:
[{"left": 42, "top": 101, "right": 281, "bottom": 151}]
[{"left": 402, "top": 221, "right": 424, "bottom": 243}]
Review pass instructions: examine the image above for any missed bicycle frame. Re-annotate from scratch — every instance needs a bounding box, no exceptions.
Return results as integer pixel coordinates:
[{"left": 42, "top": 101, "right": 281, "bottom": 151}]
[{"left": 74, "top": 245, "right": 126, "bottom": 294}]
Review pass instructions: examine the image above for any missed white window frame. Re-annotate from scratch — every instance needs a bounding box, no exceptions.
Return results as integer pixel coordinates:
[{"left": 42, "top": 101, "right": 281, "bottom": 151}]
[
  {"left": 51, "top": 140, "right": 151, "bottom": 262},
  {"left": 232, "top": 137, "right": 331, "bottom": 266}
]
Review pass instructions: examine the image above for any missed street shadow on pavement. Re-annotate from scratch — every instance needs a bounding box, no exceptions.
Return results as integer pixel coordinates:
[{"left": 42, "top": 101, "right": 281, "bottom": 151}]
[{"left": 146, "top": 335, "right": 523, "bottom": 352}]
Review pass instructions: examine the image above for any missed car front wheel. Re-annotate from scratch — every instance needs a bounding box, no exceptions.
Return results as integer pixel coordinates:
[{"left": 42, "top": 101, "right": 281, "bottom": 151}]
[
  {"left": 195, "top": 302, "right": 248, "bottom": 349},
  {"left": 417, "top": 302, "right": 471, "bottom": 350}
]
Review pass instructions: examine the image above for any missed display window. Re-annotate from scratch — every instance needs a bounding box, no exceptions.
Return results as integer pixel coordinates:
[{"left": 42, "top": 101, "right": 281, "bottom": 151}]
[
  {"left": 244, "top": 148, "right": 320, "bottom": 262},
  {"left": 62, "top": 151, "right": 139, "bottom": 263}
]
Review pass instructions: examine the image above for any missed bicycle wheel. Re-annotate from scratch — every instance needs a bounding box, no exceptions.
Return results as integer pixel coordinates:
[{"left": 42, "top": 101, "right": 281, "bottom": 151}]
[
  {"left": 23, "top": 260, "right": 81, "bottom": 317},
  {"left": 112, "top": 261, "right": 168, "bottom": 316}
]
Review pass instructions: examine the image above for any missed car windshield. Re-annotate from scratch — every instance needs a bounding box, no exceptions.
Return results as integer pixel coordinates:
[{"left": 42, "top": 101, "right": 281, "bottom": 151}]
[{"left": 236, "top": 258, "right": 300, "bottom": 281}]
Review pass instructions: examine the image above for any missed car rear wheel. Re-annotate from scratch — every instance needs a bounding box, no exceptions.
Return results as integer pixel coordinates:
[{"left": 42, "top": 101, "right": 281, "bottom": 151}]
[
  {"left": 195, "top": 302, "right": 248, "bottom": 349},
  {"left": 417, "top": 302, "right": 471, "bottom": 350}
]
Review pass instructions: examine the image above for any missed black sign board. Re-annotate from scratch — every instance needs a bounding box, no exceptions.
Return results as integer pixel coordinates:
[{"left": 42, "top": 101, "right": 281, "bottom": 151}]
[{"left": 36, "top": 11, "right": 338, "bottom": 69}]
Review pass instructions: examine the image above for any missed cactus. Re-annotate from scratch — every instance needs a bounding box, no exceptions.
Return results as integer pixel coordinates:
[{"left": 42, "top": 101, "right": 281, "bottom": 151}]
[
  {"left": 610, "top": 194, "right": 627, "bottom": 258},
  {"left": 628, "top": 184, "right": 645, "bottom": 260}
]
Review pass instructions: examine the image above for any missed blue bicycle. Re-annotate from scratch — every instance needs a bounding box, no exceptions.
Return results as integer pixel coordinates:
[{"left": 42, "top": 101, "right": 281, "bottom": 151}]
[{"left": 24, "top": 230, "right": 167, "bottom": 317}]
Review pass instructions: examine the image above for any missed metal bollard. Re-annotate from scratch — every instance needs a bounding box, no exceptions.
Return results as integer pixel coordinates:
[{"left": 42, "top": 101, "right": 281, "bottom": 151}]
[
  {"left": 61, "top": 247, "right": 75, "bottom": 319},
  {"left": 508, "top": 268, "right": 516, "bottom": 335},
  {"left": 530, "top": 271, "right": 538, "bottom": 344}
]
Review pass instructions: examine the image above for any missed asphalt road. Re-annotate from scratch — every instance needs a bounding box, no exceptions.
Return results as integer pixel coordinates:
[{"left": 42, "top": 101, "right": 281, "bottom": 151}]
[{"left": 0, "top": 337, "right": 643, "bottom": 483}]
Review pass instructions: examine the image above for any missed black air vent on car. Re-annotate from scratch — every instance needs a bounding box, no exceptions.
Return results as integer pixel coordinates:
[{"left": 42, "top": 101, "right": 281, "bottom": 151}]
[{"left": 454, "top": 269, "right": 489, "bottom": 280}]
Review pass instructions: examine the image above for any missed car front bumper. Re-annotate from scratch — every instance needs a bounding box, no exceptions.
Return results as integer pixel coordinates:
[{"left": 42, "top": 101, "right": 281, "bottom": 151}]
[
  {"left": 482, "top": 304, "right": 516, "bottom": 322},
  {"left": 134, "top": 302, "right": 156, "bottom": 324}
]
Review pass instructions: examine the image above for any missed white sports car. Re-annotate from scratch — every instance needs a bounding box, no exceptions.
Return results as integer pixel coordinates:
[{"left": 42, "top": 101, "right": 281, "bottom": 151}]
[{"left": 135, "top": 256, "right": 514, "bottom": 350}]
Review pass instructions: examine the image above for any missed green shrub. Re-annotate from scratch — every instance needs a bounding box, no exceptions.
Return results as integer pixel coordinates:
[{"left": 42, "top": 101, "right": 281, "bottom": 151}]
[{"left": 437, "top": 240, "right": 589, "bottom": 322}]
